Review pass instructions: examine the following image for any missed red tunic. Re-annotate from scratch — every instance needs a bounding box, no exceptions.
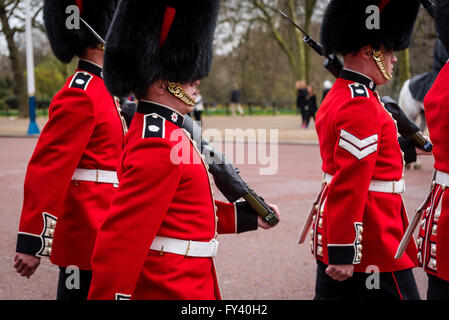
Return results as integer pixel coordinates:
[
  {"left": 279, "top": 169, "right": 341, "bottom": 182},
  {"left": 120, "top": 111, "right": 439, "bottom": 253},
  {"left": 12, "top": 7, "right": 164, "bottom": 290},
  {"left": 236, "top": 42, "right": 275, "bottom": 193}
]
[
  {"left": 16, "top": 60, "right": 125, "bottom": 270},
  {"left": 309, "top": 69, "right": 418, "bottom": 273},
  {"left": 88, "top": 101, "right": 258, "bottom": 300},
  {"left": 419, "top": 61, "right": 449, "bottom": 281}
]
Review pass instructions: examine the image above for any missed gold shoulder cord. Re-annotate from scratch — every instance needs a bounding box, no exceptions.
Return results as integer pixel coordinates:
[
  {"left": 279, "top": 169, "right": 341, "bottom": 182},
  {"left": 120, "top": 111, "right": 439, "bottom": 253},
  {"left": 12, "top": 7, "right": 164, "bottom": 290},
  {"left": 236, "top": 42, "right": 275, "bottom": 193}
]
[
  {"left": 372, "top": 49, "right": 392, "bottom": 81},
  {"left": 167, "top": 81, "right": 196, "bottom": 106}
]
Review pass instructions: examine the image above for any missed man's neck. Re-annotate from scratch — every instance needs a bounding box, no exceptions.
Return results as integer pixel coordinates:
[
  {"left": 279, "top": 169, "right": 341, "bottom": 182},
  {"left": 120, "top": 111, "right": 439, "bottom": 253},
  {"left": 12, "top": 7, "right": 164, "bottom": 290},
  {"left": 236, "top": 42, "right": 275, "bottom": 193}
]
[
  {"left": 342, "top": 67, "right": 374, "bottom": 82},
  {"left": 342, "top": 63, "right": 371, "bottom": 79},
  {"left": 79, "top": 48, "right": 104, "bottom": 67},
  {"left": 140, "top": 95, "right": 186, "bottom": 115}
]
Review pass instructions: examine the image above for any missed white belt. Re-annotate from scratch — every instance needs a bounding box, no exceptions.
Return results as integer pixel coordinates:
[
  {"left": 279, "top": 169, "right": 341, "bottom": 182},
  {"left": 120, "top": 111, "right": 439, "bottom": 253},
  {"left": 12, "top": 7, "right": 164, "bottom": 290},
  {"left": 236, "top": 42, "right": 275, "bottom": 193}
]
[
  {"left": 324, "top": 173, "right": 405, "bottom": 194},
  {"left": 435, "top": 170, "right": 449, "bottom": 186},
  {"left": 72, "top": 168, "right": 119, "bottom": 186},
  {"left": 150, "top": 236, "right": 219, "bottom": 257}
]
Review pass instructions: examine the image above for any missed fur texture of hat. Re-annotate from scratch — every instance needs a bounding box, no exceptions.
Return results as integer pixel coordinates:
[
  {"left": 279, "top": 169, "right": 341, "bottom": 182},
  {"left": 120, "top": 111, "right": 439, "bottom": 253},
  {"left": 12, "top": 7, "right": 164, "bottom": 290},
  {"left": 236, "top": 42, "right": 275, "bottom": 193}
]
[
  {"left": 320, "top": 0, "right": 420, "bottom": 56},
  {"left": 103, "top": 0, "right": 220, "bottom": 98},
  {"left": 44, "top": 0, "right": 119, "bottom": 63},
  {"left": 435, "top": 0, "right": 449, "bottom": 51}
]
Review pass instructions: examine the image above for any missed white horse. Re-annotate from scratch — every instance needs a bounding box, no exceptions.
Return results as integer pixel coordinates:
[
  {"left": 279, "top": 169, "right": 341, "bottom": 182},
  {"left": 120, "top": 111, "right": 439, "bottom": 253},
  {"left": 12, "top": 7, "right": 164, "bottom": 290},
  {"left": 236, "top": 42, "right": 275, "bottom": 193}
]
[
  {"left": 398, "top": 40, "right": 449, "bottom": 133},
  {"left": 398, "top": 78, "right": 427, "bottom": 132}
]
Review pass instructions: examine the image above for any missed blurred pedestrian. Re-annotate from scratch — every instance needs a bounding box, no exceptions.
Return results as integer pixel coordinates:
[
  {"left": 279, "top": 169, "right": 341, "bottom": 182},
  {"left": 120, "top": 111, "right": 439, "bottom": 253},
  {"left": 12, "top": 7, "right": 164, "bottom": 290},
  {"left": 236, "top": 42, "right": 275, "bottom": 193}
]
[
  {"left": 322, "top": 80, "right": 333, "bottom": 103},
  {"left": 230, "top": 83, "right": 244, "bottom": 116},
  {"left": 194, "top": 88, "right": 204, "bottom": 122},
  {"left": 304, "top": 85, "right": 318, "bottom": 129},
  {"left": 296, "top": 80, "right": 308, "bottom": 128}
]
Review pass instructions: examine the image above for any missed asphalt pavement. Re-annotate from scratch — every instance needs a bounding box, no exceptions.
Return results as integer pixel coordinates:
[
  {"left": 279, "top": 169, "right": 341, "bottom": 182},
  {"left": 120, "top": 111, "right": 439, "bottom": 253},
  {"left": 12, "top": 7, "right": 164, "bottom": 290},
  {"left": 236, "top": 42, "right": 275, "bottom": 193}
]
[{"left": 0, "top": 131, "right": 433, "bottom": 300}]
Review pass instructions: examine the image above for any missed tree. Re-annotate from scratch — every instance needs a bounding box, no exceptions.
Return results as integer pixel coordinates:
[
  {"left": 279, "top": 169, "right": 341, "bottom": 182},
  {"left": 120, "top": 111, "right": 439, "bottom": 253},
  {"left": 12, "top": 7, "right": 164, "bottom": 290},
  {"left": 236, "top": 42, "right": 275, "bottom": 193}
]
[
  {"left": 0, "top": 0, "right": 44, "bottom": 118},
  {"left": 219, "top": 0, "right": 326, "bottom": 83},
  {"left": 35, "top": 57, "right": 67, "bottom": 102}
]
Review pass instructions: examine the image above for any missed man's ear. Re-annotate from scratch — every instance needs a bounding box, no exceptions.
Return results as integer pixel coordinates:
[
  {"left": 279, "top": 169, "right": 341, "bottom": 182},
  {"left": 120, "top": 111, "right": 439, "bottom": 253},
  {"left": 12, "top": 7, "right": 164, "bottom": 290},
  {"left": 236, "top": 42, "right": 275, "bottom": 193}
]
[
  {"left": 152, "top": 80, "right": 167, "bottom": 95},
  {"left": 361, "top": 45, "right": 373, "bottom": 61}
]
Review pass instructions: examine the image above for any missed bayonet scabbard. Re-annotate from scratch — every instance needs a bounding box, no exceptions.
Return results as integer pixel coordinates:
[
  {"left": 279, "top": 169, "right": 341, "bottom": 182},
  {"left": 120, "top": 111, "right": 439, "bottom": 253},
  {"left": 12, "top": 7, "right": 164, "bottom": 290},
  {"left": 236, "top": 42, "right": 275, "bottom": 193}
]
[{"left": 395, "top": 172, "right": 436, "bottom": 259}]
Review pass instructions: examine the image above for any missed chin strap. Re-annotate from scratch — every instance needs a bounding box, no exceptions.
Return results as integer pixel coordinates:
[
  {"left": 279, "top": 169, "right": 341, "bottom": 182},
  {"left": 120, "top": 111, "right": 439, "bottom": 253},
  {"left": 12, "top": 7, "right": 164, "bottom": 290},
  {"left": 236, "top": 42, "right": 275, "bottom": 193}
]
[
  {"left": 372, "top": 49, "right": 392, "bottom": 81},
  {"left": 167, "top": 82, "right": 196, "bottom": 106}
]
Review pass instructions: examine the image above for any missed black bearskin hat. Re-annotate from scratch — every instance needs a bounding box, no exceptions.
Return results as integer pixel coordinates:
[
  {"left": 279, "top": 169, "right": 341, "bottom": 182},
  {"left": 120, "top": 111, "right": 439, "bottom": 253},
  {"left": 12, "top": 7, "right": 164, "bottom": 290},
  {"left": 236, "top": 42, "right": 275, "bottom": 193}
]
[
  {"left": 435, "top": 0, "right": 449, "bottom": 51},
  {"left": 103, "top": 0, "right": 220, "bottom": 98},
  {"left": 320, "top": 0, "right": 420, "bottom": 56},
  {"left": 44, "top": 0, "right": 119, "bottom": 63}
]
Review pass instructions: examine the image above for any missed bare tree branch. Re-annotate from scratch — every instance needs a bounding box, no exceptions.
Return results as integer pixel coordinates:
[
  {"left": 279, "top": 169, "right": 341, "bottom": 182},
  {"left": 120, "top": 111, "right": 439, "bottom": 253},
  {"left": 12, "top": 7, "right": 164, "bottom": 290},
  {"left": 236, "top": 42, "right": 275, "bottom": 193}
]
[{"left": 6, "top": 0, "right": 20, "bottom": 20}]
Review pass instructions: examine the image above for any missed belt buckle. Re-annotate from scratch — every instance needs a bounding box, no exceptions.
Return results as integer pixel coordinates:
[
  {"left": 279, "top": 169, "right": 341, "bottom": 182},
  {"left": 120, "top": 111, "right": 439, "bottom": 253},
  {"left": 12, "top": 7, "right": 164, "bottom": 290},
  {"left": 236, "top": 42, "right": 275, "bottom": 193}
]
[
  {"left": 210, "top": 239, "right": 219, "bottom": 257},
  {"left": 184, "top": 240, "right": 192, "bottom": 257},
  {"left": 393, "top": 180, "right": 405, "bottom": 194}
]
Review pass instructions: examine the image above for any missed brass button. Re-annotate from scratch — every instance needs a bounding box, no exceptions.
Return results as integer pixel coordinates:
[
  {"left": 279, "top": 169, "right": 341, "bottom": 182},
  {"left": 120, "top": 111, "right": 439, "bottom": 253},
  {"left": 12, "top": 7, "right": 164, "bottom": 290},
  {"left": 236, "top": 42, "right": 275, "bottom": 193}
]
[
  {"left": 45, "top": 238, "right": 53, "bottom": 247},
  {"left": 428, "top": 258, "right": 437, "bottom": 270},
  {"left": 434, "top": 210, "right": 440, "bottom": 221},
  {"left": 432, "top": 224, "right": 438, "bottom": 235},
  {"left": 421, "top": 219, "right": 426, "bottom": 229},
  {"left": 417, "top": 238, "right": 423, "bottom": 249},
  {"left": 431, "top": 243, "right": 437, "bottom": 256}
]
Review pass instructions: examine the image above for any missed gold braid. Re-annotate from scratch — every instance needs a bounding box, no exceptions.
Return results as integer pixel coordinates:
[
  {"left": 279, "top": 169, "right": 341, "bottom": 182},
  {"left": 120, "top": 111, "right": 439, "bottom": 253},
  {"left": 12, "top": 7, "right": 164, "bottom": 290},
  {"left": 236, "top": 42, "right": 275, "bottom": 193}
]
[
  {"left": 167, "top": 81, "right": 196, "bottom": 106},
  {"left": 372, "top": 49, "right": 392, "bottom": 81}
]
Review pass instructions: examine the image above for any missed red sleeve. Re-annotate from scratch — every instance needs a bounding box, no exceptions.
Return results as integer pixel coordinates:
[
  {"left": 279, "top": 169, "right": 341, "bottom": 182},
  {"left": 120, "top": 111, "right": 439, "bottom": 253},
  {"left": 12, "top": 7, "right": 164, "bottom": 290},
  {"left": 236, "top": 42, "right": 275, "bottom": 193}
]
[
  {"left": 216, "top": 201, "right": 238, "bottom": 234},
  {"left": 326, "top": 98, "right": 380, "bottom": 265},
  {"left": 88, "top": 139, "right": 181, "bottom": 300},
  {"left": 16, "top": 88, "right": 96, "bottom": 257},
  {"left": 216, "top": 201, "right": 258, "bottom": 234}
]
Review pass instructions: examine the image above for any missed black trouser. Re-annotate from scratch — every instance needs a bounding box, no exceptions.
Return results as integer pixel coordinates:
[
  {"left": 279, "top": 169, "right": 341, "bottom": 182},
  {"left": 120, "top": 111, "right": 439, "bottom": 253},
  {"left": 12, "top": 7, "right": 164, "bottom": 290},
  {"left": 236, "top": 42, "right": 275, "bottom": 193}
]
[
  {"left": 57, "top": 266, "right": 92, "bottom": 301},
  {"left": 304, "top": 112, "right": 316, "bottom": 128},
  {"left": 193, "top": 110, "right": 202, "bottom": 122},
  {"left": 314, "top": 260, "right": 420, "bottom": 300},
  {"left": 427, "top": 274, "right": 449, "bottom": 300}
]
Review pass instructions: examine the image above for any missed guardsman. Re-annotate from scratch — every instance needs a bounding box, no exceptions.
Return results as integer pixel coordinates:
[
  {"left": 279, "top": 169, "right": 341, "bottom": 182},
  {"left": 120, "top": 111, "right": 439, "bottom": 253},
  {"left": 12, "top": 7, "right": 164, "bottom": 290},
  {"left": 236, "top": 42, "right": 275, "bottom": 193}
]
[
  {"left": 305, "top": 0, "right": 421, "bottom": 299},
  {"left": 418, "top": 0, "right": 449, "bottom": 300},
  {"left": 87, "top": 0, "right": 279, "bottom": 300},
  {"left": 14, "top": 0, "right": 123, "bottom": 300}
]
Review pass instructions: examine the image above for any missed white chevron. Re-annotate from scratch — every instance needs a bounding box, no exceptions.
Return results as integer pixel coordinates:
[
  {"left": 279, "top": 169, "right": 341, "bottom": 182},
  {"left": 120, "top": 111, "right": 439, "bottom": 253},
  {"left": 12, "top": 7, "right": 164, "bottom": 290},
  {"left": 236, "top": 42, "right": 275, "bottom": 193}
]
[
  {"left": 338, "top": 138, "right": 378, "bottom": 160},
  {"left": 340, "top": 129, "right": 378, "bottom": 149}
]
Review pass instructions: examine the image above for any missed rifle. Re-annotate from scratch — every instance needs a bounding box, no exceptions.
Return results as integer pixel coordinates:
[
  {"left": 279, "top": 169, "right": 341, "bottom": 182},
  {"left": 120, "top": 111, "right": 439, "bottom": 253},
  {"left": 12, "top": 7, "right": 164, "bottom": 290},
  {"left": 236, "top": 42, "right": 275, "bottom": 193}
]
[
  {"left": 183, "top": 116, "right": 280, "bottom": 226},
  {"left": 279, "top": 9, "right": 433, "bottom": 152}
]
